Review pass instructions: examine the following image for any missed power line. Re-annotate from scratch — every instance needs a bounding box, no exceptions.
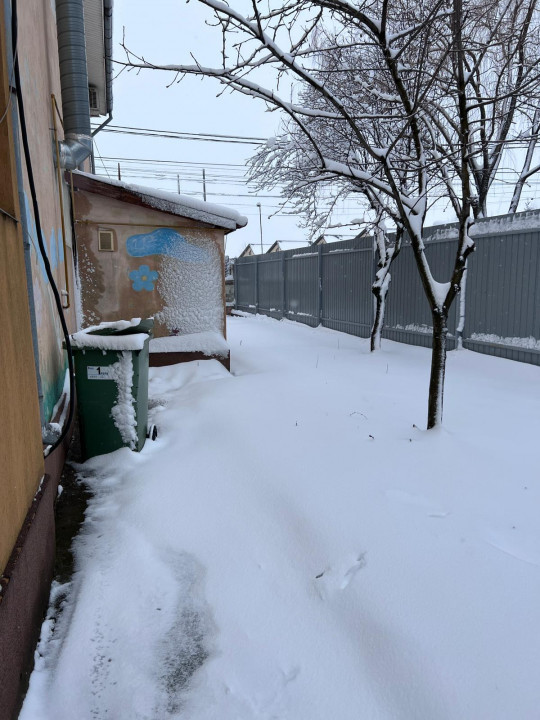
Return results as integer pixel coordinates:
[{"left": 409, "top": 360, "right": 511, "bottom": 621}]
[
  {"left": 100, "top": 155, "right": 247, "bottom": 170},
  {"left": 96, "top": 124, "right": 267, "bottom": 145},
  {"left": 93, "top": 140, "right": 112, "bottom": 180}
]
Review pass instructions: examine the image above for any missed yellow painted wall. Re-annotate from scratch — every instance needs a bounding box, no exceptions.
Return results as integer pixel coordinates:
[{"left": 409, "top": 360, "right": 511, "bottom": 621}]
[
  {"left": 0, "top": 13, "right": 45, "bottom": 573},
  {"left": 18, "top": 0, "right": 79, "bottom": 422}
]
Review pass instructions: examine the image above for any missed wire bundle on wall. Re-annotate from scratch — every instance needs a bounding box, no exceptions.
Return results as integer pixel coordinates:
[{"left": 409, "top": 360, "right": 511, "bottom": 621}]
[{"left": 11, "top": 0, "right": 75, "bottom": 457}]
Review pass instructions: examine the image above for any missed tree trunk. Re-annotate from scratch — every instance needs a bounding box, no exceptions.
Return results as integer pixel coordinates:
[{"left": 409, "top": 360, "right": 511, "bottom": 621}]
[
  {"left": 370, "top": 272, "right": 391, "bottom": 351},
  {"left": 455, "top": 262, "right": 467, "bottom": 349},
  {"left": 369, "top": 224, "right": 402, "bottom": 353},
  {"left": 427, "top": 309, "right": 448, "bottom": 429}
]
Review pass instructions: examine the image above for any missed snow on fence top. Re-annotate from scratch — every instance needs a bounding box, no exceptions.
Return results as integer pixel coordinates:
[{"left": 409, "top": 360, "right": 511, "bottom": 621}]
[
  {"left": 73, "top": 171, "right": 248, "bottom": 231},
  {"left": 71, "top": 319, "right": 148, "bottom": 351},
  {"left": 236, "top": 209, "right": 540, "bottom": 261},
  {"left": 428, "top": 209, "right": 540, "bottom": 241}
]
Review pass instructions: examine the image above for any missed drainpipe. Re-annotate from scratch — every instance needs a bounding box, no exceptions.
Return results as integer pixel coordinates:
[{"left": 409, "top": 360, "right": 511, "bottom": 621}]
[
  {"left": 56, "top": 0, "right": 93, "bottom": 169},
  {"left": 104, "top": 0, "right": 113, "bottom": 116},
  {"left": 91, "top": 0, "right": 113, "bottom": 138}
]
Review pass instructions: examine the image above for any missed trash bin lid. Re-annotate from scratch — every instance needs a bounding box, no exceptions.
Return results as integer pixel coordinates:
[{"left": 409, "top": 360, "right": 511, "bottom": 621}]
[
  {"left": 71, "top": 318, "right": 154, "bottom": 350},
  {"left": 87, "top": 317, "right": 154, "bottom": 337}
]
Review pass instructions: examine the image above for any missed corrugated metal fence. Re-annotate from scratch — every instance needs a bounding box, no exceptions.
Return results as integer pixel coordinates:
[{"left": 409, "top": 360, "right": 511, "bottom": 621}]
[{"left": 235, "top": 216, "right": 540, "bottom": 366}]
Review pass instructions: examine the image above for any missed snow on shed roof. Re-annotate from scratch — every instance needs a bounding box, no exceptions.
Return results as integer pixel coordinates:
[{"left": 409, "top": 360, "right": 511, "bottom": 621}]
[{"left": 71, "top": 171, "right": 248, "bottom": 232}]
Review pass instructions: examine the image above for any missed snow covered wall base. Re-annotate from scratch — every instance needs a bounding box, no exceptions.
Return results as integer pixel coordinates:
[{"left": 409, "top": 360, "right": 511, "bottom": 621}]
[
  {"left": 149, "top": 350, "right": 231, "bottom": 372},
  {"left": 0, "top": 394, "right": 75, "bottom": 720},
  {"left": 0, "top": 475, "right": 56, "bottom": 720},
  {"left": 149, "top": 332, "right": 231, "bottom": 371}
]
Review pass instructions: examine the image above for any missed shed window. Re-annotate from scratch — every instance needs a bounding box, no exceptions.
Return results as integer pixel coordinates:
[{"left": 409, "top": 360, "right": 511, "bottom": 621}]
[{"left": 98, "top": 230, "right": 115, "bottom": 252}]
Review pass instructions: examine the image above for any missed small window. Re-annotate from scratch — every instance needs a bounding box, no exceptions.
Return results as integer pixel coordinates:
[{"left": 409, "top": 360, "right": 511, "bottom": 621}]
[
  {"left": 98, "top": 230, "right": 115, "bottom": 252},
  {"left": 88, "top": 85, "right": 98, "bottom": 111}
]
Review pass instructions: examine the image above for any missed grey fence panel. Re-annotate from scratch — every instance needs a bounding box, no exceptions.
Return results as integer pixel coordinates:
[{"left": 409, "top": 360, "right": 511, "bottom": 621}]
[
  {"left": 284, "top": 249, "right": 319, "bottom": 326},
  {"left": 257, "top": 255, "right": 284, "bottom": 318},
  {"left": 235, "top": 258, "right": 258, "bottom": 313},
  {"left": 322, "top": 243, "right": 374, "bottom": 337},
  {"left": 234, "top": 214, "right": 540, "bottom": 367},
  {"left": 462, "top": 229, "right": 540, "bottom": 364},
  {"left": 383, "top": 239, "right": 459, "bottom": 350}
]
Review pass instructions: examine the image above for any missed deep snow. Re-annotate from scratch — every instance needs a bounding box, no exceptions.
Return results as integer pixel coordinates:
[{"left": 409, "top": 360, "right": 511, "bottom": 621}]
[{"left": 21, "top": 315, "right": 540, "bottom": 719}]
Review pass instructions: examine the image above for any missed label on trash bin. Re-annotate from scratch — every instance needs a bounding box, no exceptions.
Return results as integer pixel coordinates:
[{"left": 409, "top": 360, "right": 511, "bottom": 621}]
[{"left": 87, "top": 366, "right": 115, "bottom": 380}]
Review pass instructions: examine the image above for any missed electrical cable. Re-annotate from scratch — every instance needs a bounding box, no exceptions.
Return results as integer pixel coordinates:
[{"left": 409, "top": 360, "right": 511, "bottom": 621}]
[
  {"left": 98, "top": 124, "right": 266, "bottom": 144},
  {"left": 12, "top": 0, "right": 75, "bottom": 457},
  {"left": 93, "top": 139, "right": 112, "bottom": 179},
  {"left": 100, "top": 155, "right": 248, "bottom": 169}
]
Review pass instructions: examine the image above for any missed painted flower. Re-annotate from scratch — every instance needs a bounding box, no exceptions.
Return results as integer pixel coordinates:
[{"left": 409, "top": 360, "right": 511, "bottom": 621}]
[{"left": 129, "top": 264, "right": 158, "bottom": 291}]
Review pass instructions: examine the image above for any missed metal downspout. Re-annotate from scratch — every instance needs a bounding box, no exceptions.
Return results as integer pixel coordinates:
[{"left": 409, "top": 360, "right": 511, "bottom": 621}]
[{"left": 91, "top": 0, "right": 113, "bottom": 138}]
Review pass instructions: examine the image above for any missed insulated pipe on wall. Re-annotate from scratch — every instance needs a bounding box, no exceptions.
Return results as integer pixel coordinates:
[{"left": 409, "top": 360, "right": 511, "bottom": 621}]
[{"left": 56, "top": 0, "right": 93, "bottom": 169}]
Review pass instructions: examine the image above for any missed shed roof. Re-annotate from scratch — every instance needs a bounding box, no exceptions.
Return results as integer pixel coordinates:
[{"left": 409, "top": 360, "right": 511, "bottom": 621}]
[
  {"left": 71, "top": 172, "right": 248, "bottom": 232},
  {"left": 238, "top": 244, "right": 255, "bottom": 257}
]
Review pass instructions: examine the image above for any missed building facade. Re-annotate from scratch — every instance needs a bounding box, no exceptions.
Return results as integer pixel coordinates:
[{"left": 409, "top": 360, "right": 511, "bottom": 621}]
[{"left": 0, "top": 0, "right": 111, "bottom": 715}]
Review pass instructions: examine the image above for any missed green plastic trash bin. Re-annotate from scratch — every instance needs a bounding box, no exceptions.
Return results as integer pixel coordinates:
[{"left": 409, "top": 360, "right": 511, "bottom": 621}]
[{"left": 71, "top": 319, "right": 154, "bottom": 460}]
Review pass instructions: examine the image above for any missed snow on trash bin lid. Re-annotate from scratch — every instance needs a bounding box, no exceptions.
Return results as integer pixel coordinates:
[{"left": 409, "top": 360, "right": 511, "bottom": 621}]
[{"left": 71, "top": 318, "right": 148, "bottom": 351}]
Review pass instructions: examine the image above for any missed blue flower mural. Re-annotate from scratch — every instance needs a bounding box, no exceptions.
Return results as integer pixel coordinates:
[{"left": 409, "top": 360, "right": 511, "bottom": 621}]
[
  {"left": 129, "top": 264, "right": 158, "bottom": 292},
  {"left": 126, "top": 228, "right": 208, "bottom": 263}
]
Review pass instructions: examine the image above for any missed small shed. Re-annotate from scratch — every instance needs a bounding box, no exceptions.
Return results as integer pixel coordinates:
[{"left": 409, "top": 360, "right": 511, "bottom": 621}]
[{"left": 71, "top": 172, "right": 247, "bottom": 366}]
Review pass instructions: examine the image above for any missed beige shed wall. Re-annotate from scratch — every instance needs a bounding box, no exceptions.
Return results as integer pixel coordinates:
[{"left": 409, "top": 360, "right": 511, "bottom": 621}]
[{"left": 73, "top": 190, "right": 227, "bottom": 338}]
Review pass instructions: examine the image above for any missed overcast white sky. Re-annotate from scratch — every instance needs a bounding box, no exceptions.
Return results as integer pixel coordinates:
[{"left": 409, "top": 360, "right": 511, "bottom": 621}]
[
  {"left": 90, "top": 0, "right": 366, "bottom": 257},
  {"left": 91, "top": 0, "right": 540, "bottom": 257}
]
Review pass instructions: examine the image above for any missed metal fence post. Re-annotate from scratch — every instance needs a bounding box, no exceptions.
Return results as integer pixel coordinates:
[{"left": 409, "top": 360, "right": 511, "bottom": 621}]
[
  {"left": 372, "top": 238, "right": 377, "bottom": 333},
  {"left": 318, "top": 245, "right": 323, "bottom": 325},
  {"left": 255, "top": 255, "right": 259, "bottom": 315},
  {"left": 282, "top": 252, "right": 287, "bottom": 319}
]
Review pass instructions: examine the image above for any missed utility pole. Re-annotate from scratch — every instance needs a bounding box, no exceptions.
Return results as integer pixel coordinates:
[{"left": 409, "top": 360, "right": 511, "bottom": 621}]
[
  {"left": 257, "top": 203, "right": 263, "bottom": 253},
  {"left": 202, "top": 169, "right": 207, "bottom": 201}
]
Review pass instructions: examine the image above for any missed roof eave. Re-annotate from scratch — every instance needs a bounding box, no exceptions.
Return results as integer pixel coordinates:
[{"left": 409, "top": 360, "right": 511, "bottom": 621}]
[{"left": 69, "top": 172, "right": 246, "bottom": 231}]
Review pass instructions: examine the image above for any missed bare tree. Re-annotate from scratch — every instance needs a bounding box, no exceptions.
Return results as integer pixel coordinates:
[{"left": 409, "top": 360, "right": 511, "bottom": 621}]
[
  {"left": 509, "top": 108, "right": 540, "bottom": 212},
  {"left": 120, "top": 0, "right": 540, "bottom": 428},
  {"left": 246, "top": 44, "right": 411, "bottom": 353},
  {"left": 248, "top": 0, "right": 540, "bottom": 349},
  {"left": 421, "top": 0, "right": 540, "bottom": 218}
]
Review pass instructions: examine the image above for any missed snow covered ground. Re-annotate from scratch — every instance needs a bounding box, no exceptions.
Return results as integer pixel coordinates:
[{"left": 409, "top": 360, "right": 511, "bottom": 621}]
[{"left": 21, "top": 315, "right": 540, "bottom": 719}]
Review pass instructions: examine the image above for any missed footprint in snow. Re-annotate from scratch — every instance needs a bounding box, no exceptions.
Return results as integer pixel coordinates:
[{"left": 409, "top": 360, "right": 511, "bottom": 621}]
[
  {"left": 314, "top": 553, "right": 366, "bottom": 598},
  {"left": 385, "top": 488, "right": 449, "bottom": 518}
]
